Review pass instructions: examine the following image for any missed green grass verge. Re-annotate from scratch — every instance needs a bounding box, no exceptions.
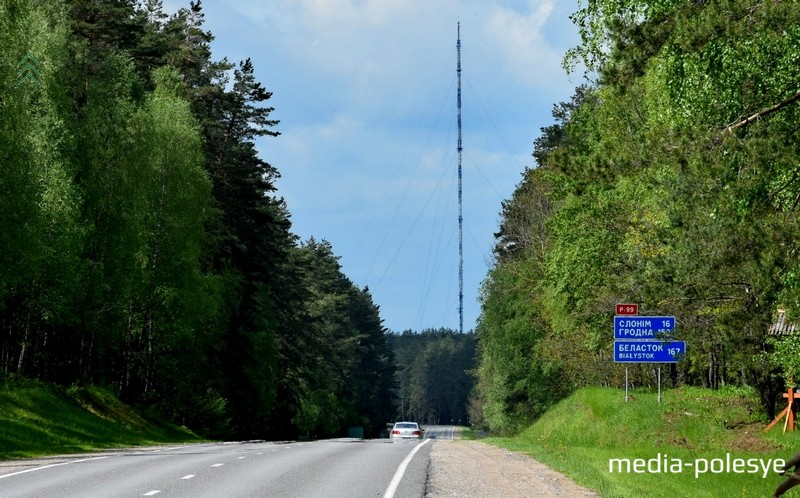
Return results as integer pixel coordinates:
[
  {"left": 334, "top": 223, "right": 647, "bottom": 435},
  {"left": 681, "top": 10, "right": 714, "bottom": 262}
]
[
  {"left": 0, "top": 374, "right": 202, "bottom": 459},
  {"left": 485, "top": 386, "right": 800, "bottom": 498},
  {"left": 457, "top": 426, "right": 477, "bottom": 440}
]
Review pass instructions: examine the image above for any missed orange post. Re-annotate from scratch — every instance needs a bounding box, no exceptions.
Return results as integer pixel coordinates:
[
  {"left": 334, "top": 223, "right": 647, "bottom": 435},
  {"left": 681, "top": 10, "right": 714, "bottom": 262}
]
[{"left": 765, "top": 387, "right": 799, "bottom": 433}]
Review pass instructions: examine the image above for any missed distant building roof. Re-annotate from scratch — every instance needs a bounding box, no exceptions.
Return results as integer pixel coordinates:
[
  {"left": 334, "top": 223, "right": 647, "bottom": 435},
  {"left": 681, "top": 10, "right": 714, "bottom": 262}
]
[{"left": 769, "top": 309, "right": 800, "bottom": 336}]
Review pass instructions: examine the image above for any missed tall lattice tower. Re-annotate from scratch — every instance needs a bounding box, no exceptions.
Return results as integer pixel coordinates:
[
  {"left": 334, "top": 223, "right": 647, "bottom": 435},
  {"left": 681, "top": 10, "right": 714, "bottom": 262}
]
[{"left": 456, "top": 22, "right": 463, "bottom": 334}]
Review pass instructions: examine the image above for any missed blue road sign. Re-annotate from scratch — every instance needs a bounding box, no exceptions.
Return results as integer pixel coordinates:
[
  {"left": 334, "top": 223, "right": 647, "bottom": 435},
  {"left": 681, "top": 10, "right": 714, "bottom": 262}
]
[
  {"left": 614, "top": 340, "right": 685, "bottom": 363},
  {"left": 614, "top": 316, "right": 676, "bottom": 339}
]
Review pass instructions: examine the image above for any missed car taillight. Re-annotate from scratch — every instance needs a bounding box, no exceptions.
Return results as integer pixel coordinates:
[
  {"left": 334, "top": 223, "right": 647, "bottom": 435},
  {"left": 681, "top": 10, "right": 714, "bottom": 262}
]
[
  {"left": 392, "top": 430, "right": 400, "bottom": 435},
  {"left": 412, "top": 430, "right": 420, "bottom": 436}
]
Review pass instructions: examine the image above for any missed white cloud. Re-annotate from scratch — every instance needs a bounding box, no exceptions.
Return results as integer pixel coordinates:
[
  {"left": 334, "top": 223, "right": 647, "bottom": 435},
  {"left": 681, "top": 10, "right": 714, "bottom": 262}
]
[{"left": 484, "top": 0, "right": 565, "bottom": 86}]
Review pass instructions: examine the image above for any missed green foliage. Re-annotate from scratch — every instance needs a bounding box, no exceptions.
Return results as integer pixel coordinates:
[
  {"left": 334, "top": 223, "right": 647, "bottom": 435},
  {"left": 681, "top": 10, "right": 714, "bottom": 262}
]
[
  {"left": 275, "top": 240, "right": 396, "bottom": 439},
  {"left": 476, "top": 260, "right": 568, "bottom": 433},
  {"left": 389, "top": 329, "right": 475, "bottom": 426},
  {"left": 0, "top": 0, "right": 83, "bottom": 379},
  {"left": 475, "top": 0, "right": 800, "bottom": 433},
  {"left": 0, "top": 0, "right": 397, "bottom": 443},
  {"left": 765, "top": 334, "right": 800, "bottom": 386}
]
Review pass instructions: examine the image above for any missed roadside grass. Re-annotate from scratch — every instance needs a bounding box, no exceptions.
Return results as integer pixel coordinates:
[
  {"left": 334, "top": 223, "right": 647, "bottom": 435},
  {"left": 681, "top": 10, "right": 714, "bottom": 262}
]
[
  {"left": 486, "top": 386, "right": 800, "bottom": 498},
  {"left": 457, "top": 426, "right": 477, "bottom": 440},
  {"left": 0, "top": 374, "right": 202, "bottom": 459}
]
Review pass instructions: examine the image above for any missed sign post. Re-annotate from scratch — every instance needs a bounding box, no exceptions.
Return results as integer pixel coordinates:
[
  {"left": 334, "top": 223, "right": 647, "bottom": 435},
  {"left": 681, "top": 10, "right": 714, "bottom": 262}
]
[
  {"left": 625, "top": 367, "right": 629, "bottom": 403},
  {"left": 658, "top": 367, "right": 661, "bottom": 403},
  {"left": 613, "top": 306, "right": 684, "bottom": 403}
]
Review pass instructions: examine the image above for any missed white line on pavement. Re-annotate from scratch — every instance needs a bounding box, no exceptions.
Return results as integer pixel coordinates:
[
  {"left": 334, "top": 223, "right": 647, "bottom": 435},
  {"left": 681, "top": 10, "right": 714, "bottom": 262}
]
[
  {"left": 382, "top": 439, "right": 432, "bottom": 498},
  {"left": 143, "top": 491, "right": 161, "bottom": 496},
  {"left": 211, "top": 463, "right": 224, "bottom": 467},
  {"left": 0, "top": 456, "right": 109, "bottom": 480},
  {"left": 180, "top": 475, "right": 195, "bottom": 480}
]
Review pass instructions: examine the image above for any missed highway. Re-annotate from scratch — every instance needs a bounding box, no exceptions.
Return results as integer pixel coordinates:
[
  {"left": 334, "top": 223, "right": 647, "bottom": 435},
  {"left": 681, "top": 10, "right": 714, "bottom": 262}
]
[
  {"left": 0, "top": 426, "right": 457, "bottom": 498},
  {"left": 422, "top": 425, "right": 458, "bottom": 440}
]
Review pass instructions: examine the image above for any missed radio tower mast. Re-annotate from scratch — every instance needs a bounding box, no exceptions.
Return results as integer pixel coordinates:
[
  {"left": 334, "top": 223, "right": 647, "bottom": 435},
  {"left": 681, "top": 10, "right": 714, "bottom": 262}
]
[{"left": 457, "top": 22, "right": 463, "bottom": 334}]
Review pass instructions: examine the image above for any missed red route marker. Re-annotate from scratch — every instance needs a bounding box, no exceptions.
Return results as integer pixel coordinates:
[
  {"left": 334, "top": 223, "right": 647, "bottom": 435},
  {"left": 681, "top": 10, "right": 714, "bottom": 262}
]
[{"left": 616, "top": 304, "right": 638, "bottom": 316}]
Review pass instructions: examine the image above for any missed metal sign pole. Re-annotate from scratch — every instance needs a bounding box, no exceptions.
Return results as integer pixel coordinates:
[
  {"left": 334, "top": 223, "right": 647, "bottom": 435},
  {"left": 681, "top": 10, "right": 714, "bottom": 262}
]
[
  {"left": 658, "top": 367, "right": 662, "bottom": 403},
  {"left": 625, "top": 367, "right": 629, "bottom": 402}
]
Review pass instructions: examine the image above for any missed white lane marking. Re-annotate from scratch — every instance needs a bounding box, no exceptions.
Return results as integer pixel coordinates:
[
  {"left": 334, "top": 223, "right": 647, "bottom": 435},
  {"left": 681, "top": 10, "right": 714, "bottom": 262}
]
[
  {"left": 238, "top": 457, "right": 246, "bottom": 460},
  {"left": 211, "top": 463, "right": 224, "bottom": 467},
  {"left": 271, "top": 449, "right": 278, "bottom": 452},
  {"left": 143, "top": 491, "right": 161, "bottom": 496},
  {"left": 257, "top": 452, "right": 263, "bottom": 455},
  {"left": 164, "top": 446, "right": 187, "bottom": 451},
  {"left": 135, "top": 446, "right": 182, "bottom": 453},
  {"left": 131, "top": 443, "right": 215, "bottom": 455},
  {"left": 0, "top": 456, "right": 109, "bottom": 480},
  {"left": 180, "top": 475, "right": 195, "bottom": 480},
  {"left": 382, "top": 439, "right": 432, "bottom": 498}
]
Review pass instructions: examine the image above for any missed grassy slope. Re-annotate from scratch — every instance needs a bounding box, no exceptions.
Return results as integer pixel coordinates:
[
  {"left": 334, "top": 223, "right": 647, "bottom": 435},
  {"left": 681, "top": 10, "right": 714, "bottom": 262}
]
[
  {"left": 488, "top": 386, "right": 800, "bottom": 498},
  {"left": 0, "top": 375, "right": 202, "bottom": 459}
]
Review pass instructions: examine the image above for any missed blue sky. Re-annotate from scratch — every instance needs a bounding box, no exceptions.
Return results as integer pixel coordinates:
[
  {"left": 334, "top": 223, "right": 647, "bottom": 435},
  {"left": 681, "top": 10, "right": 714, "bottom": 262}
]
[{"left": 163, "top": 0, "right": 584, "bottom": 333}]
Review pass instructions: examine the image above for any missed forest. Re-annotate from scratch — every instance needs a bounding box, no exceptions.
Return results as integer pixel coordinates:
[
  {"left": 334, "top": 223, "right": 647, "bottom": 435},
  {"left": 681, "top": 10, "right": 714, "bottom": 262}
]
[
  {"left": 388, "top": 329, "right": 475, "bottom": 427},
  {"left": 471, "top": 0, "right": 800, "bottom": 434},
  {"left": 0, "top": 0, "right": 399, "bottom": 440}
]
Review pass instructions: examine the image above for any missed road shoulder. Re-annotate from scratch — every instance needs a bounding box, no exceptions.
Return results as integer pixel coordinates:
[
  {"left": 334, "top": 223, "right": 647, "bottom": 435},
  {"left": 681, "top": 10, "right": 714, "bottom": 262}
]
[{"left": 425, "top": 440, "right": 600, "bottom": 497}]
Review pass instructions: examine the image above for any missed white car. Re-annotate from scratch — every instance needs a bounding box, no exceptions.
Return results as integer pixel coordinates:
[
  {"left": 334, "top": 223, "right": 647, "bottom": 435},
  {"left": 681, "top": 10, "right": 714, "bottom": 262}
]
[{"left": 390, "top": 421, "right": 423, "bottom": 440}]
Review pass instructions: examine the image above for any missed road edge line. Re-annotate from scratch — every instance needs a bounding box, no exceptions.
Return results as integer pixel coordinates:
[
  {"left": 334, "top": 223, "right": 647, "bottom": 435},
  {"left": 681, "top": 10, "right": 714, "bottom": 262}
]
[
  {"left": 0, "top": 456, "right": 109, "bottom": 480},
  {"left": 382, "top": 439, "right": 432, "bottom": 498}
]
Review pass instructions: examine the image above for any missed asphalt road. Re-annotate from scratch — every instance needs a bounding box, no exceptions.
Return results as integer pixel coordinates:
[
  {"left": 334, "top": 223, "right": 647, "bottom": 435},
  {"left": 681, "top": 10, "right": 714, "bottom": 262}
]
[
  {"left": 0, "top": 426, "right": 457, "bottom": 498},
  {"left": 421, "top": 425, "right": 458, "bottom": 440}
]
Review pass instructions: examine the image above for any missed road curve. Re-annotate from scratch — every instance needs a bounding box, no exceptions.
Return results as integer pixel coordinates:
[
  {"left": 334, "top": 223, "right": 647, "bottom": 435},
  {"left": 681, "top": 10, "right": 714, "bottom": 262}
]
[{"left": 0, "top": 434, "right": 451, "bottom": 498}]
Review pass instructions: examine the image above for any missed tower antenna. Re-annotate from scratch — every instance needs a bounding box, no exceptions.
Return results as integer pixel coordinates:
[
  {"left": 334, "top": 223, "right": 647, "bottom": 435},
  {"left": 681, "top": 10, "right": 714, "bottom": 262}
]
[{"left": 457, "top": 22, "right": 463, "bottom": 334}]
